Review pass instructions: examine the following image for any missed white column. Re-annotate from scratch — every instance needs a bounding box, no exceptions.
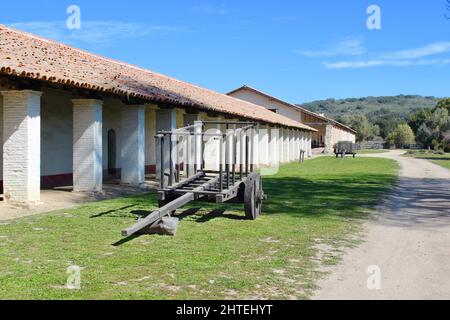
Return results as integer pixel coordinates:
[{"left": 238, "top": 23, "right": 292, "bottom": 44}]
[
  {"left": 1, "top": 90, "right": 41, "bottom": 205},
  {"left": 289, "top": 130, "right": 295, "bottom": 161},
  {"left": 283, "top": 128, "right": 290, "bottom": 163},
  {"left": 293, "top": 130, "right": 298, "bottom": 162},
  {"left": 300, "top": 131, "right": 305, "bottom": 154},
  {"left": 145, "top": 104, "right": 158, "bottom": 174},
  {"left": 225, "top": 126, "right": 234, "bottom": 171},
  {"left": 258, "top": 124, "right": 269, "bottom": 167},
  {"left": 324, "top": 125, "right": 334, "bottom": 154},
  {"left": 232, "top": 120, "right": 240, "bottom": 169},
  {"left": 269, "top": 126, "right": 279, "bottom": 166},
  {"left": 203, "top": 116, "right": 220, "bottom": 171},
  {"left": 194, "top": 120, "right": 202, "bottom": 173},
  {"left": 308, "top": 132, "right": 313, "bottom": 157},
  {"left": 278, "top": 127, "right": 284, "bottom": 163},
  {"left": 184, "top": 114, "right": 201, "bottom": 177},
  {"left": 156, "top": 108, "right": 177, "bottom": 185},
  {"left": 252, "top": 125, "right": 259, "bottom": 168},
  {"left": 0, "top": 98, "right": 3, "bottom": 194},
  {"left": 288, "top": 130, "right": 292, "bottom": 161},
  {"left": 73, "top": 99, "right": 103, "bottom": 192},
  {"left": 121, "top": 105, "right": 145, "bottom": 186}
]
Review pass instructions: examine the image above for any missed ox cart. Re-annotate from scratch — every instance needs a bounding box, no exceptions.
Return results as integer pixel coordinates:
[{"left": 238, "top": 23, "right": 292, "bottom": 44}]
[
  {"left": 334, "top": 141, "right": 358, "bottom": 158},
  {"left": 122, "top": 121, "right": 266, "bottom": 237}
]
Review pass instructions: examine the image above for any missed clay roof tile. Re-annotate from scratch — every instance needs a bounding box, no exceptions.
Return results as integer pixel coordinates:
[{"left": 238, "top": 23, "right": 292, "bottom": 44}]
[{"left": 0, "top": 24, "right": 316, "bottom": 131}]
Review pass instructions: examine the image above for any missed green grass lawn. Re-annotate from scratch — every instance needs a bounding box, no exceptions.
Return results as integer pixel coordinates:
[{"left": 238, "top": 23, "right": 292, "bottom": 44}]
[
  {"left": 404, "top": 150, "right": 450, "bottom": 170},
  {"left": 0, "top": 157, "right": 398, "bottom": 300},
  {"left": 357, "top": 149, "right": 389, "bottom": 155}
]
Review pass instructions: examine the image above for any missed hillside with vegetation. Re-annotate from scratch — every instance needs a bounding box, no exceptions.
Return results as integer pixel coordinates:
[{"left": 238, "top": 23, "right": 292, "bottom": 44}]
[
  {"left": 300, "top": 96, "right": 450, "bottom": 151},
  {"left": 300, "top": 95, "right": 440, "bottom": 120}
]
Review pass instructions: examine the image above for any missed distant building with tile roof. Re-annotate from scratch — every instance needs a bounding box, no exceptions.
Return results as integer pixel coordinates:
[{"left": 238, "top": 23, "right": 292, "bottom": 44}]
[{"left": 227, "top": 85, "right": 356, "bottom": 153}]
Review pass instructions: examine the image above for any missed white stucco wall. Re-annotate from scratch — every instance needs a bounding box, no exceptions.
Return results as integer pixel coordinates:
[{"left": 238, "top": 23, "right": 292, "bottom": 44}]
[
  {"left": 102, "top": 98, "right": 123, "bottom": 171},
  {"left": 325, "top": 125, "right": 357, "bottom": 153},
  {"left": 41, "top": 89, "right": 129, "bottom": 176},
  {"left": 258, "top": 125, "right": 270, "bottom": 166},
  {"left": 229, "top": 89, "right": 316, "bottom": 161},
  {"left": 229, "top": 88, "right": 357, "bottom": 154},
  {"left": 0, "top": 96, "right": 3, "bottom": 185},
  {"left": 40, "top": 90, "right": 126, "bottom": 177},
  {"left": 201, "top": 113, "right": 222, "bottom": 171},
  {"left": 37, "top": 89, "right": 159, "bottom": 180},
  {"left": 229, "top": 90, "right": 301, "bottom": 122},
  {"left": 145, "top": 106, "right": 157, "bottom": 168},
  {"left": 40, "top": 90, "right": 162, "bottom": 178},
  {"left": 41, "top": 88, "right": 73, "bottom": 176},
  {"left": 121, "top": 105, "right": 145, "bottom": 185}
]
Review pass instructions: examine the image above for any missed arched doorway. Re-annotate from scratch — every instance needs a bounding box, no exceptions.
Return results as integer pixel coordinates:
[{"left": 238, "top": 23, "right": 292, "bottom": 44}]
[{"left": 108, "top": 129, "right": 117, "bottom": 175}]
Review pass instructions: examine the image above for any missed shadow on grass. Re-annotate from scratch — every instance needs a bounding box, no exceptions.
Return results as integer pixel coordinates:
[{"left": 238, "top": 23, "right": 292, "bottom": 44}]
[
  {"left": 193, "top": 208, "right": 247, "bottom": 223},
  {"left": 261, "top": 172, "right": 395, "bottom": 220},
  {"left": 109, "top": 165, "right": 396, "bottom": 244},
  {"left": 90, "top": 205, "right": 138, "bottom": 218},
  {"left": 129, "top": 210, "right": 156, "bottom": 219},
  {"left": 112, "top": 234, "right": 141, "bottom": 247},
  {"left": 130, "top": 172, "right": 393, "bottom": 223}
]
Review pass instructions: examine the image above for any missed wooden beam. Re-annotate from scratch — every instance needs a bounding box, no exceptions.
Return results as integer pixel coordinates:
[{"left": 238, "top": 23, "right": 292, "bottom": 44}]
[{"left": 122, "top": 192, "right": 195, "bottom": 237}]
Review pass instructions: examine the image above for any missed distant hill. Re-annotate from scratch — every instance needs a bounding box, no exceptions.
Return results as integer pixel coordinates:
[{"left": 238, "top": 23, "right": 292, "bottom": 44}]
[{"left": 299, "top": 95, "right": 441, "bottom": 119}]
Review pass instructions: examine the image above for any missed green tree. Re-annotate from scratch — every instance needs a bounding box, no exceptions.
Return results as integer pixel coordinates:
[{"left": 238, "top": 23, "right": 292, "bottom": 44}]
[
  {"left": 408, "top": 108, "right": 432, "bottom": 134},
  {"left": 415, "top": 108, "right": 450, "bottom": 149},
  {"left": 337, "top": 114, "right": 379, "bottom": 142},
  {"left": 366, "top": 108, "right": 409, "bottom": 139},
  {"left": 386, "top": 132, "right": 396, "bottom": 148},
  {"left": 435, "top": 98, "right": 450, "bottom": 111},
  {"left": 391, "top": 124, "right": 415, "bottom": 148},
  {"left": 416, "top": 123, "right": 436, "bottom": 149},
  {"left": 375, "top": 117, "right": 403, "bottom": 139}
]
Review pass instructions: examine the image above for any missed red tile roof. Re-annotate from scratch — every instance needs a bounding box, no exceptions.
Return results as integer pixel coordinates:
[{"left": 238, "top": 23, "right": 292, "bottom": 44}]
[
  {"left": 227, "top": 85, "right": 356, "bottom": 134},
  {"left": 0, "top": 24, "right": 316, "bottom": 132}
]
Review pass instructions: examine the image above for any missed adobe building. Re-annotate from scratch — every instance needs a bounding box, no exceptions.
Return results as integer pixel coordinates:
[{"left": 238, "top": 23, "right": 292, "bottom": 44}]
[
  {"left": 0, "top": 25, "right": 316, "bottom": 208},
  {"left": 227, "top": 86, "right": 356, "bottom": 154}
]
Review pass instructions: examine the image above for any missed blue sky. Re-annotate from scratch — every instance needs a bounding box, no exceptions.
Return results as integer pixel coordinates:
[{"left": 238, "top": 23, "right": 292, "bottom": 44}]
[{"left": 1, "top": 0, "right": 450, "bottom": 102}]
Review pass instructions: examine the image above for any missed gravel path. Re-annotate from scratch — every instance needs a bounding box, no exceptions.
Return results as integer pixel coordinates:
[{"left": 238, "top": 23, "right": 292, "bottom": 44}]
[{"left": 313, "top": 150, "right": 450, "bottom": 300}]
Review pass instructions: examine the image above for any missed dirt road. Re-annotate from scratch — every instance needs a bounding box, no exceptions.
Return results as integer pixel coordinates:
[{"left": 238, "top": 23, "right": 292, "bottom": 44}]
[{"left": 313, "top": 150, "right": 450, "bottom": 300}]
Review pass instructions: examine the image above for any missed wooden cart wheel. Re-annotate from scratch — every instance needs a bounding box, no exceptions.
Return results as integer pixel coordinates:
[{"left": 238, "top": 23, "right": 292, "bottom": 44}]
[{"left": 244, "top": 173, "right": 262, "bottom": 220}]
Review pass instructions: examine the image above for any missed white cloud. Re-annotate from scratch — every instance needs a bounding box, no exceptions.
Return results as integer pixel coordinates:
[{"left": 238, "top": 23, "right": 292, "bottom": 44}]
[
  {"left": 324, "top": 60, "right": 385, "bottom": 69},
  {"left": 8, "top": 21, "right": 188, "bottom": 47},
  {"left": 320, "top": 40, "right": 450, "bottom": 69},
  {"left": 383, "top": 42, "right": 450, "bottom": 60},
  {"left": 193, "top": 3, "right": 228, "bottom": 15},
  {"left": 295, "top": 37, "right": 365, "bottom": 57},
  {"left": 324, "top": 58, "right": 442, "bottom": 69}
]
